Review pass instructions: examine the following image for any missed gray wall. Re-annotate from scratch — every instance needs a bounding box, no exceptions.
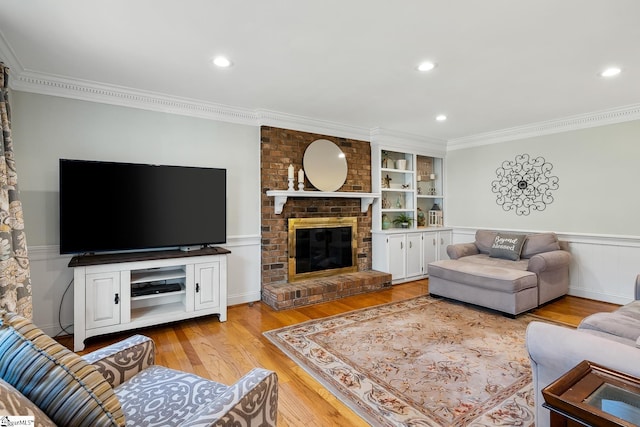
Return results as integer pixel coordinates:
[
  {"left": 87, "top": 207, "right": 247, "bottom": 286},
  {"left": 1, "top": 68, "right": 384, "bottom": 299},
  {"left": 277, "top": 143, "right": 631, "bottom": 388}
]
[
  {"left": 12, "top": 91, "right": 260, "bottom": 246},
  {"left": 446, "top": 120, "right": 640, "bottom": 236},
  {"left": 10, "top": 91, "right": 261, "bottom": 334}
]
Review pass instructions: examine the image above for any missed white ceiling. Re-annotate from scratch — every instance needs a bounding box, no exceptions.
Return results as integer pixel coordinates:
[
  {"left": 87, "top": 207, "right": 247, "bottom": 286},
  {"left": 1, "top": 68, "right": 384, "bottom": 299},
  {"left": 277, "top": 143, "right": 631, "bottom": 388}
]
[{"left": 1, "top": 0, "right": 639, "bottom": 144}]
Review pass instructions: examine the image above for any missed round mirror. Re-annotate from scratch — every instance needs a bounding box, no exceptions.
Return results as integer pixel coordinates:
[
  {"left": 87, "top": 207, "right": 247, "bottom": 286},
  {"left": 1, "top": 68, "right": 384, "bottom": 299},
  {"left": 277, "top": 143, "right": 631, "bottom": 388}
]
[{"left": 303, "top": 139, "right": 348, "bottom": 192}]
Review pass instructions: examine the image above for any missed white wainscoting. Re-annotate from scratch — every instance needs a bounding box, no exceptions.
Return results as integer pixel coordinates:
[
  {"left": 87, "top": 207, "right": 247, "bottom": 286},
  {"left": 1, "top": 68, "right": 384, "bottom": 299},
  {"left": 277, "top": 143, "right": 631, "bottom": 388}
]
[
  {"left": 452, "top": 228, "right": 640, "bottom": 305},
  {"left": 29, "top": 235, "right": 261, "bottom": 337}
]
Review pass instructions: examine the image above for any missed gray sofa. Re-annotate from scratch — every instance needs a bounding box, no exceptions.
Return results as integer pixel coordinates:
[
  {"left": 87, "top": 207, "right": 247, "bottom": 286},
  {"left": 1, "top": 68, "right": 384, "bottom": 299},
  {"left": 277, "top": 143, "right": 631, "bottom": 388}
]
[
  {"left": 428, "top": 230, "right": 571, "bottom": 315},
  {"left": 527, "top": 275, "right": 640, "bottom": 427}
]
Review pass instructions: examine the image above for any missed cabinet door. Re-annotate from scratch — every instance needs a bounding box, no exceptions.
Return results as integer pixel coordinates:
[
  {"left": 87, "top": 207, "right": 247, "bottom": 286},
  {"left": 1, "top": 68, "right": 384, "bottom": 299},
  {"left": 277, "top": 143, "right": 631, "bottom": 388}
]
[
  {"left": 423, "top": 232, "right": 438, "bottom": 274},
  {"left": 387, "top": 234, "right": 406, "bottom": 281},
  {"left": 194, "top": 261, "right": 221, "bottom": 311},
  {"left": 406, "top": 234, "right": 423, "bottom": 278},
  {"left": 86, "top": 272, "right": 121, "bottom": 329},
  {"left": 438, "top": 230, "right": 452, "bottom": 261}
]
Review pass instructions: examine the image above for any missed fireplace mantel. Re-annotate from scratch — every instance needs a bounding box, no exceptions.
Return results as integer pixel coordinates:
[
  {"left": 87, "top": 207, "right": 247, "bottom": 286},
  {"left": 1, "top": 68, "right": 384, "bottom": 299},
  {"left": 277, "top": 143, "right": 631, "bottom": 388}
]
[{"left": 266, "top": 190, "right": 380, "bottom": 214}]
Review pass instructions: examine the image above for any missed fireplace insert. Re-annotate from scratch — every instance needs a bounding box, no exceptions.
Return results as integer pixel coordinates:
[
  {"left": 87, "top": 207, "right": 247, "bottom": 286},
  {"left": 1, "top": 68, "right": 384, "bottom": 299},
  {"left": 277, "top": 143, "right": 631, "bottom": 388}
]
[{"left": 288, "top": 217, "right": 357, "bottom": 281}]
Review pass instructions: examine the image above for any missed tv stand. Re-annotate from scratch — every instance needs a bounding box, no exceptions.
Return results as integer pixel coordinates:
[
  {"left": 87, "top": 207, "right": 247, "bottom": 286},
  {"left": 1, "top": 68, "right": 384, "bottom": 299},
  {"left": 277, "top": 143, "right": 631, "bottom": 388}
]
[{"left": 70, "top": 247, "right": 229, "bottom": 351}]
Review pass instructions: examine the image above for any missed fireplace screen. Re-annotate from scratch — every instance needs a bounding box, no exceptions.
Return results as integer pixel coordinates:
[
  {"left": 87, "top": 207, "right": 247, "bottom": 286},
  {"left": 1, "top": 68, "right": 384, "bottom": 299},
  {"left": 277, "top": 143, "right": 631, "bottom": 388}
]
[{"left": 288, "top": 217, "right": 357, "bottom": 281}]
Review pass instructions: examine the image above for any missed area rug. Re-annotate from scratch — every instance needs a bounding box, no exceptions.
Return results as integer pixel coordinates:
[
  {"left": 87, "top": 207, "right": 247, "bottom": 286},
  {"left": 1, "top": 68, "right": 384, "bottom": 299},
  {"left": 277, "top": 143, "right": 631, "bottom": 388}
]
[{"left": 264, "top": 296, "right": 537, "bottom": 426}]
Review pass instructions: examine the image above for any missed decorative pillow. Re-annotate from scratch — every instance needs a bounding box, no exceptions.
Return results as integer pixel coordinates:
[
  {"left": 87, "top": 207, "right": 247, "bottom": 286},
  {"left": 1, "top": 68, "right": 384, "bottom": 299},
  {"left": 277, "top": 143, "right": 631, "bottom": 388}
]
[
  {"left": 489, "top": 233, "right": 527, "bottom": 261},
  {"left": 475, "top": 230, "right": 498, "bottom": 254},
  {"left": 521, "top": 232, "right": 560, "bottom": 258},
  {"left": 0, "top": 311, "right": 125, "bottom": 427},
  {"left": 0, "top": 378, "right": 56, "bottom": 427}
]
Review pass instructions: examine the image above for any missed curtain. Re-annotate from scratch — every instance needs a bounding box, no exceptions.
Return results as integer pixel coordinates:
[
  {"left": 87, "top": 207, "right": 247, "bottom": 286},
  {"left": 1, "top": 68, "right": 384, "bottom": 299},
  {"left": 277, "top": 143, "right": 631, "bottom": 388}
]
[{"left": 0, "top": 62, "right": 32, "bottom": 318}]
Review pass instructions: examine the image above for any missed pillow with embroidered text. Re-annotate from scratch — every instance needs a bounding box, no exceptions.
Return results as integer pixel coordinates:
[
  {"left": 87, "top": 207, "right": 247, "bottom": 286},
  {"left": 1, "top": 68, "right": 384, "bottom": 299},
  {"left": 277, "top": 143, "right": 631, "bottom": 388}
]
[{"left": 489, "top": 233, "right": 527, "bottom": 261}]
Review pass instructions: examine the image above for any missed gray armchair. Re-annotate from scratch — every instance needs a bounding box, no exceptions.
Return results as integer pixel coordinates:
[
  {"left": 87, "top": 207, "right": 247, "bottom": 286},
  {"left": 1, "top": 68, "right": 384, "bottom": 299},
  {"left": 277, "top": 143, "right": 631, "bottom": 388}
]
[
  {"left": 526, "top": 275, "right": 640, "bottom": 427},
  {"left": 0, "top": 311, "right": 278, "bottom": 426}
]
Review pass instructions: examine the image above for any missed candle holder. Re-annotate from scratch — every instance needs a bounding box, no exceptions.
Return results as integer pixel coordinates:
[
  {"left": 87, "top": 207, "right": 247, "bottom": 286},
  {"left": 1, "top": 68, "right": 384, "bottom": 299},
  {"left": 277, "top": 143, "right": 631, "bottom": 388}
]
[
  {"left": 288, "top": 178, "right": 295, "bottom": 191},
  {"left": 298, "top": 182, "right": 304, "bottom": 191}
]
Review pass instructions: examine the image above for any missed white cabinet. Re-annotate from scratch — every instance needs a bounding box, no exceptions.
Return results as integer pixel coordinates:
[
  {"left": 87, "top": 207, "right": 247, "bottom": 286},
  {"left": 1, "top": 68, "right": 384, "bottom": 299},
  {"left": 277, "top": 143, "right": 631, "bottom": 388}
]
[
  {"left": 423, "top": 230, "right": 452, "bottom": 275},
  {"left": 373, "top": 230, "right": 450, "bottom": 283},
  {"left": 193, "top": 261, "right": 226, "bottom": 317},
  {"left": 373, "top": 229, "right": 451, "bottom": 284},
  {"left": 386, "top": 234, "right": 406, "bottom": 281},
  {"left": 406, "top": 234, "right": 423, "bottom": 278},
  {"left": 85, "top": 271, "right": 121, "bottom": 329},
  {"left": 72, "top": 248, "right": 229, "bottom": 351}
]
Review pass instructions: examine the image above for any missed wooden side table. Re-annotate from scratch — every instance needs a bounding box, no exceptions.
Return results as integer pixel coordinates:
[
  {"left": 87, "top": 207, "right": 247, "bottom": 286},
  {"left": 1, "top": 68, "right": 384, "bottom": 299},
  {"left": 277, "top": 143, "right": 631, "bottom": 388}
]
[{"left": 542, "top": 360, "right": 640, "bottom": 427}]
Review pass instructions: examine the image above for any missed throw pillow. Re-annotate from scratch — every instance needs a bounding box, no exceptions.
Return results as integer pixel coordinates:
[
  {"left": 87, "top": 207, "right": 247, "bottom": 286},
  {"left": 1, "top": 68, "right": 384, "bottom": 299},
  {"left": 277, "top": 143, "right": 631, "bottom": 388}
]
[
  {"left": 520, "top": 232, "right": 560, "bottom": 258},
  {"left": 0, "top": 311, "right": 125, "bottom": 427},
  {"left": 489, "top": 233, "right": 527, "bottom": 261},
  {"left": 474, "top": 230, "right": 498, "bottom": 254},
  {"left": 0, "top": 378, "right": 56, "bottom": 426}
]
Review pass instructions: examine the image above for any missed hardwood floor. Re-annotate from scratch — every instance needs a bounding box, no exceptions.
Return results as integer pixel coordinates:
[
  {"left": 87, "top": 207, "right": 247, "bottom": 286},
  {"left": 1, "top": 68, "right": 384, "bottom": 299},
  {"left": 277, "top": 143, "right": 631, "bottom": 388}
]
[{"left": 60, "top": 280, "right": 618, "bottom": 427}]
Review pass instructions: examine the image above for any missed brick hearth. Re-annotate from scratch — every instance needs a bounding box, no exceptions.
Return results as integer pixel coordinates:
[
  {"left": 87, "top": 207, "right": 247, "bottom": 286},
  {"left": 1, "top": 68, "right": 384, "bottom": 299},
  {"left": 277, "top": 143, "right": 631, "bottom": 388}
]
[
  {"left": 262, "top": 271, "right": 392, "bottom": 310},
  {"left": 261, "top": 126, "right": 384, "bottom": 309}
]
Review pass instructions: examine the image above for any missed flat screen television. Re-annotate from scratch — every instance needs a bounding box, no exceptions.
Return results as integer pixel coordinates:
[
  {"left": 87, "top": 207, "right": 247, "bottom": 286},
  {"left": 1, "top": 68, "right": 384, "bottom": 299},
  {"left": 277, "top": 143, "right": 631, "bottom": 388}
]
[{"left": 59, "top": 159, "right": 226, "bottom": 254}]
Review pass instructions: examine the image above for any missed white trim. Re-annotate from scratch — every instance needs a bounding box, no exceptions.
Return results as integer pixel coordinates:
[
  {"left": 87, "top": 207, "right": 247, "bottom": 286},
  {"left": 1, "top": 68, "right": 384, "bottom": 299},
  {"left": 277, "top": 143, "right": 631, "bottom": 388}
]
[
  {"left": 12, "top": 70, "right": 260, "bottom": 126},
  {"left": 257, "top": 110, "right": 370, "bottom": 141},
  {"left": 219, "top": 234, "right": 261, "bottom": 247},
  {"left": 28, "top": 235, "right": 261, "bottom": 259},
  {"left": 228, "top": 291, "right": 262, "bottom": 307},
  {"left": 446, "top": 104, "right": 640, "bottom": 150},
  {"left": 370, "top": 127, "right": 447, "bottom": 155},
  {"left": 569, "top": 289, "right": 630, "bottom": 306},
  {"left": 265, "top": 190, "right": 379, "bottom": 214},
  {"left": 450, "top": 226, "right": 640, "bottom": 247}
]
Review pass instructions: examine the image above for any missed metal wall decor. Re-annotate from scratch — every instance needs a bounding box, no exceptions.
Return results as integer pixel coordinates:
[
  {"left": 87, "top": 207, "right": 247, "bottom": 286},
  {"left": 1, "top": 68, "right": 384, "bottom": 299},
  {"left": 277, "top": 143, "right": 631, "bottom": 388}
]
[{"left": 491, "top": 154, "right": 559, "bottom": 216}]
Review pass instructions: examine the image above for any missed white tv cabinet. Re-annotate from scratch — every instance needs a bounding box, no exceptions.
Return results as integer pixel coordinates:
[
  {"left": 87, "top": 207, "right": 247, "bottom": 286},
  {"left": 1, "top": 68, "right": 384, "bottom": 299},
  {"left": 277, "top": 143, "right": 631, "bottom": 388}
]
[{"left": 71, "top": 247, "right": 229, "bottom": 351}]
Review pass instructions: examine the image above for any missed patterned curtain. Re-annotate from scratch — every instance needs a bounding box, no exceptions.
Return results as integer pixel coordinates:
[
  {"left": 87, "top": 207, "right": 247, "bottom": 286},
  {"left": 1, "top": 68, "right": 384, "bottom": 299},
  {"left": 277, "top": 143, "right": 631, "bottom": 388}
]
[{"left": 0, "top": 62, "right": 32, "bottom": 318}]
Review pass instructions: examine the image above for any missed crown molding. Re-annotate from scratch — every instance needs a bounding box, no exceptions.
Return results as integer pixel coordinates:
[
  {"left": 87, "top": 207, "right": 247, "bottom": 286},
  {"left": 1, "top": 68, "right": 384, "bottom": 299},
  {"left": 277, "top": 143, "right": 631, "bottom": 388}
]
[
  {"left": 370, "top": 127, "right": 447, "bottom": 155},
  {"left": 256, "top": 109, "right": 370, "bottom": 141},
  {"left": 5, "top": 65, "right": 376, "bottom": 141},
  {"left": 3, "top": 25, "right": 639, "bottom": 151},
  {"left": 10, "top": 69, "right": 260, "bottom": 125},
  {"left": 447, "top": 104, "right": 640, "bottom": 150}
]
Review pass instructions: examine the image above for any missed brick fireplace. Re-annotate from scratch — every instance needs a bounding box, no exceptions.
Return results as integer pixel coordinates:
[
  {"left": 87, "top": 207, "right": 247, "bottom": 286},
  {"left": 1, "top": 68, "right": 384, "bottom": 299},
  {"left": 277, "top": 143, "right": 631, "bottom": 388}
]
[{"left": 260, "top": 126, "right": 391, "bottom": 309}]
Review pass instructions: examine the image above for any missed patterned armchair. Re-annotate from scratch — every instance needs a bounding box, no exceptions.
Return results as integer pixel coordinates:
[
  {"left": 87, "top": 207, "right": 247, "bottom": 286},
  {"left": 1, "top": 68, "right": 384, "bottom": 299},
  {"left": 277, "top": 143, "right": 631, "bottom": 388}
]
[{"left": 0, "top": 311, "right": 278, "bottom": 426}]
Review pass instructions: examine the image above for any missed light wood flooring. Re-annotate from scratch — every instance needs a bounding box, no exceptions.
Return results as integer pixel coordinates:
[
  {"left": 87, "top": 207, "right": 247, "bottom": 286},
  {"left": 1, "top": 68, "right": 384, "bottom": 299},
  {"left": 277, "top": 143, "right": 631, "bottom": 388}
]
[{"left": 60, "top": 279, "right": 619, "bottom": 427}]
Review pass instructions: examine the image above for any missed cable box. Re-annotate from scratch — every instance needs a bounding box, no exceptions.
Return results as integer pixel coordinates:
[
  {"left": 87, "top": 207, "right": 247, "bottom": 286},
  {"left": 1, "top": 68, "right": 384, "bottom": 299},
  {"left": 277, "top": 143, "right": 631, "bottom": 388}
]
[{"left": 131, "top": 282, "right": 182, "bottom": 297}]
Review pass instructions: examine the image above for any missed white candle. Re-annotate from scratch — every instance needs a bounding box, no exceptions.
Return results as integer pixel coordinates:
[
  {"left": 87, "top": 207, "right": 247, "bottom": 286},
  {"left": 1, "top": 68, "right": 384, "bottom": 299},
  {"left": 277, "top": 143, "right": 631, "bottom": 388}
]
[
  {"left": 288, "top": 164, "right": 294, "bottom": 179},
  {"left": 298, "top": 168, "right": 304, "bottom": 183}
]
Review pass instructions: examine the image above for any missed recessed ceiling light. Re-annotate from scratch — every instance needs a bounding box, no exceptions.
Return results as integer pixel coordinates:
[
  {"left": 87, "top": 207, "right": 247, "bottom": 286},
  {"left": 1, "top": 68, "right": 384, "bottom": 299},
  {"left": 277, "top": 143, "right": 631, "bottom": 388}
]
[
  {"left": 417, "top": 61, "right": 436, "bottom": 72},
  {"left": 436, "top": 114, "right": 447, "bottom": 122},
  {"left": 600, "top": 67, "right": 621, "bottom": 77},
  {"left": 213, "top": 56, "right": 232, "bottom": 68}
]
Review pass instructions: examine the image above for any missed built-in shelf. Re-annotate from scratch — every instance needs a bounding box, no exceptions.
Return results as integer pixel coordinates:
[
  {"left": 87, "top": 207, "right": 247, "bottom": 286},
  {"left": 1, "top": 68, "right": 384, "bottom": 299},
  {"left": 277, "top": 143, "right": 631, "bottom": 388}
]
[
  {"left": 266, "top": 190, "right": 380, "bottom": 214},
  {"left": 130, "top": 287, "right": 186, "bottom": 302},
  {"left": 131, "top": 268, "right": 186, "bottom": 284}
]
